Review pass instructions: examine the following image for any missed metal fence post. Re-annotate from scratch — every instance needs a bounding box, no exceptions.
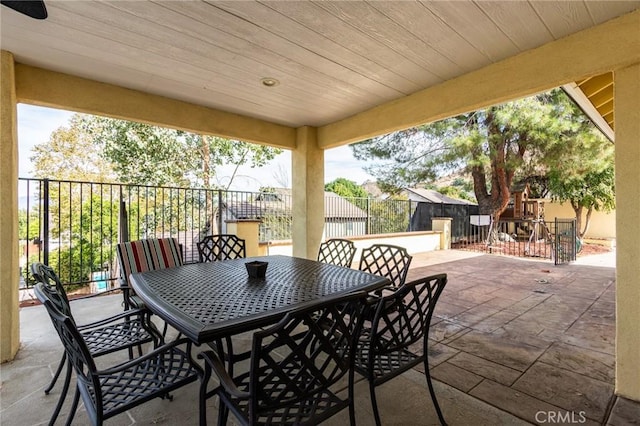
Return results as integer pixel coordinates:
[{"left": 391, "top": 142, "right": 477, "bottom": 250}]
[
  {"left": 217, "top": 189, "right": 223, "bottom": 234},
  {"left": 42, "top": 179, "right": 50, "bottom": 265},
  {"left": 366, "top": 198, "right": 371, "bottom": 235},
  {"left": 408, "top": 200, "right": 412, "bottom": 231},
  {"left": 118, "top": 186, "right": 129, "bottom": 243}
]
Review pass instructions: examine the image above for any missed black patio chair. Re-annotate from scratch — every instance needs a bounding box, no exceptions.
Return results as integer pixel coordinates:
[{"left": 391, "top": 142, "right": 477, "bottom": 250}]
[
  {"left": 354, "top": 274, "right": 448, "bottom": 426},
  {"left": 317, "top": 238, "right": 357, "bottom": 268},
  {"left": 196, "top": 234, "right": 248, "bottom": 373},
  {"left": 198, "top": 291, "right": 369, "bottom": 426},
  {"left": 31, "top": 263, "right": 162, "bottom": 426},
  {"left": 358, "top": 244, "right": 413, "bottom": 289},
  {"left": 34, "top": 282, "right": 202, "bottom": 426},
  {"left": 197, "top": 234, "right": 246, "bottom": 262}
]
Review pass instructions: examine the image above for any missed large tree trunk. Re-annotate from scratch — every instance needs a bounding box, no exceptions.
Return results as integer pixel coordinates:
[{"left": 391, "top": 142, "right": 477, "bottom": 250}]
[
  {"left": 471, "top": 109, "right": 515, "bottom": 243},
  {"left": 571, "top": 202, "right": 583, "bottom": 240},
  {"left": 580, "top": 206, "right": 594, "bottom": 239},
  {"left": 200, "top": 135, "right": 219, "bottom": 236}
]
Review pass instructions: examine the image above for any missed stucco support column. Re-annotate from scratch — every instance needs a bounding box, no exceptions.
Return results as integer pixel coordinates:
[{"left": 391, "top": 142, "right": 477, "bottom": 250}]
[
  {"left": 292, "top": 126, "right": 324, "bottom": 259},
  {"left": 0, "top": 50, "right": 20, "bottom": 362},
  {"left": 614, "top": 62, "right": 640, "bottom": 402}
]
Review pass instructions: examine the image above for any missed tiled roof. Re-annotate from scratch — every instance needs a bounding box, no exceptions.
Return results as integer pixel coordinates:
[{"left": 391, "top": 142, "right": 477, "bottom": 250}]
[
  {"left": 225, "top": 190, "right": 367, "bottom": 220},
  {"left": 404, "top": 188, "right": 475, "bottom": 205}
]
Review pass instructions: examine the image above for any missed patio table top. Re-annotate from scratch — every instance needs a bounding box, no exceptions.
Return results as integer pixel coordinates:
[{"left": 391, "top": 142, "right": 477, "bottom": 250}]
[{"left": 129, "top": 255, "right": 389, "bottom": 343}]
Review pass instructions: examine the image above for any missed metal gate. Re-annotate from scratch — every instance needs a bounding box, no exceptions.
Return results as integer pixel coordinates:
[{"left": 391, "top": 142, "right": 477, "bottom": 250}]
[
  {"left": 455, "top": 217, "right": 578, "bottom": 264},
  {"left": 554, "top": 218, "right": 578, "bottom": 265}
]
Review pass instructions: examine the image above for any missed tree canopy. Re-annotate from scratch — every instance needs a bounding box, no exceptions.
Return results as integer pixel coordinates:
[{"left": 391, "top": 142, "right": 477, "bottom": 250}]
[
  {"left": 32, "top": 113, "right": 283, "bottom": 188},
  {"left": 351, "top": 89, "right": 611, "bottom": 224},
  {"left": 324, "top": 178, "right": 368, "bottom": 198},
  {"left": 547, "top": 137, "right": 615, "bottom": 238},
  {"left": 31, "top": 114, "right": 114, "bottom": 181}
]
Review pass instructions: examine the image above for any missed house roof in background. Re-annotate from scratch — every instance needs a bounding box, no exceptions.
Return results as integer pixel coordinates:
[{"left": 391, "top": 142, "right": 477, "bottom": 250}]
[
  {"left": 404, "top": 188, "right": 476, "bottom": 205},
  {"left": 226, "top": 190, "right": 367, "bottom": 219}
]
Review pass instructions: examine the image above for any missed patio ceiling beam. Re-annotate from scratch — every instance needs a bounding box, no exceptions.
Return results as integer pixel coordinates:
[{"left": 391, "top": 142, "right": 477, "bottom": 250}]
[
  {"left": 317, "top": 10, "right": 640, "bottom": 148},
  {"left": 14, "top": 64, "right": 297, "bottom": 150}
]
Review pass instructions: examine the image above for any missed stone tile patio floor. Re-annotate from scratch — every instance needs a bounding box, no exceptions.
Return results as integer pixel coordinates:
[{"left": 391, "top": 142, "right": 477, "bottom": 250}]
[
  {"left": 2, "top": 250, "right": 639, "bottom": 425},
  {"left": 407, "top": 250, "right": 638, "bottom": 426}
]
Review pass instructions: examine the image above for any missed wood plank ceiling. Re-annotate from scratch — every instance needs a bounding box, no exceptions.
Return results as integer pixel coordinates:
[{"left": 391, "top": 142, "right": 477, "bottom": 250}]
[{"left": 1, "top": 1, "right": 638, "bottom": 130}]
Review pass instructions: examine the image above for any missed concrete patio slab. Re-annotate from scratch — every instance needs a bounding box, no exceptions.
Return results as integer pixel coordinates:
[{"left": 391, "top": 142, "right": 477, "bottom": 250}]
[
  {"left": 512, "top": 362, "right": 614, "bottom": 423},
  {"left": 607, "top": 397, "right": 640, "bottom": 426},
  {"left": 3, "top": 249, "right": 639, "bottom": 425},
  {"left": 1, "top": 293, "right": 527, "bottom": 426}
]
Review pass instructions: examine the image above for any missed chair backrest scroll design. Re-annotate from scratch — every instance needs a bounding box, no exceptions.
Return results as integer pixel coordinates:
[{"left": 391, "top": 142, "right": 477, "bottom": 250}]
[
  {"left": 317, "top": 238, "right": 357, "bottom": 268},
  {"left": 359, "top": 244, "right": 413, "bottom": 288},
  {"left": 247, "top": 292, "right": 367, "bottom": 424},
  {"left": 197, "top": 234, "right": 246, "bottom": 262}
]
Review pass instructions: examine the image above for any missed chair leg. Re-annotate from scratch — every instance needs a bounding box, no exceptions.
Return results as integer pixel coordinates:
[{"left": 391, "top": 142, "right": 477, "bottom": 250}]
[
  {"left": 369, "top": 381, "right": 382, "bottom": 426},
  {"left": 218, "top": 402, "right": 229, "bottom": 426},
  {"left": 48, "top": 361, "right": 73, "bottom": 426},
  {"left": 45, "top": 352, "right": 67, "bottom": 394},
  {"left": 348, "top": 370, "right": 356, "bottom": 426},
  {"left": 423, "top": 358, "right": 447, "bottom": 426},
  {"left": 64, "top": 386, "right": 80, "bottom": 426},
  {"left": 198, "top": 382, "right": 207, "bottom": 426},
  {"left": 224, "top": 336, "right": 235, "bottom": 376}
]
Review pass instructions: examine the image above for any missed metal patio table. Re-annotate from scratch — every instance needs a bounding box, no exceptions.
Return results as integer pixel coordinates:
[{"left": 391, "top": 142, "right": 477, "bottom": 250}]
[{"left": 129, "top": 255, "right": 389, "bottom": 344}]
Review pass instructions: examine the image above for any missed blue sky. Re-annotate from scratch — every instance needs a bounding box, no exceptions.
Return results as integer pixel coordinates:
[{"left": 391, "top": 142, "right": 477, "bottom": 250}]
[{"left": 17, "top": 104, "right": 374, "bottom": 190}]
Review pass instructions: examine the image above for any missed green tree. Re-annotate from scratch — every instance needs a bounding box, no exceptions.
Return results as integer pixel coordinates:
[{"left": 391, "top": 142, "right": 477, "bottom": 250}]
[
  {"left": 33, "top": 114, "right": 283, "bottom": 232},
  {"left": 18, "top": 208, "right": 40, "bottom": 241},
  {"left": 31, "top": 114, "right": 114, "bottom": 181},
  {"left": 352, "top": 89, "right": 607, "bottom": 226},
  {"left": 368, "top": 196, "right": 410, "bottom": 234},
  {"left": 77, "top": 116, "right": 282, "bottom": 188},
  {"left": 44, "top": 194, "right": 119, "bottom": 290},
  {"left": 325, "top": 177, "right": 369, "bottom": 211},
  {"left": 436, "top": 185, "right": 476, "bottom": 203},
  {"left": 548, "top": 141, "right": 615, "bottom": 238},
  {"left": 33, "top": 113, "right": 283, "bottom": 189},
  {"left": 324, "top": 178, "right": 368, "bottom": 198}
]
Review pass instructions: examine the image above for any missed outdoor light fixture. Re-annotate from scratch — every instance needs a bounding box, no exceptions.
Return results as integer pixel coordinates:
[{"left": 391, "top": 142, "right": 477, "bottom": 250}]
[{"left": 261, "top": 77, "right": 280, "bottom": 87}]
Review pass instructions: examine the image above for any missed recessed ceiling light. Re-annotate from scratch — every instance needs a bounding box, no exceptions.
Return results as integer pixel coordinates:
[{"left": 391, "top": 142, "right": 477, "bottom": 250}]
[{"left": 261, "top": 77, "right": 280, "bottom": 87}]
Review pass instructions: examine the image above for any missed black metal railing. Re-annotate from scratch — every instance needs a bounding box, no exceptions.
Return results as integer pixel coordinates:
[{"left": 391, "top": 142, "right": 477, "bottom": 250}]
[
  {"left": 18, "top": 179, "right": 423, "bottom": 293},
  {"left": 453, "top": 218, "right": 577, "bottom": 264}
]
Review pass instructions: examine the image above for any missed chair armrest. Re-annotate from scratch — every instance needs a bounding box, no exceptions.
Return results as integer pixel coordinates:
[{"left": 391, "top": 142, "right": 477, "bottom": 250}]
[
  {"left": 198, "top": 350, "right": 250, "bottom": 399},
  {"left": 77, "top": 308, "right": 150, "bottom": 330},
  {"left": 96, "top": 338, "right": 201, "bottom": 376},
  {"left": 365, "top": 285, "right": 399, "bottom": 308},
  {"left": 370, "top": 285, "right": 397, "bottom": 298}
]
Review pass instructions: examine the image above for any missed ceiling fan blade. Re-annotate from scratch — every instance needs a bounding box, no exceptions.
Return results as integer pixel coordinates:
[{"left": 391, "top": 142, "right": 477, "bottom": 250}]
[{"left": 1, "top": 0, "right": 47, "bottom": 20}]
